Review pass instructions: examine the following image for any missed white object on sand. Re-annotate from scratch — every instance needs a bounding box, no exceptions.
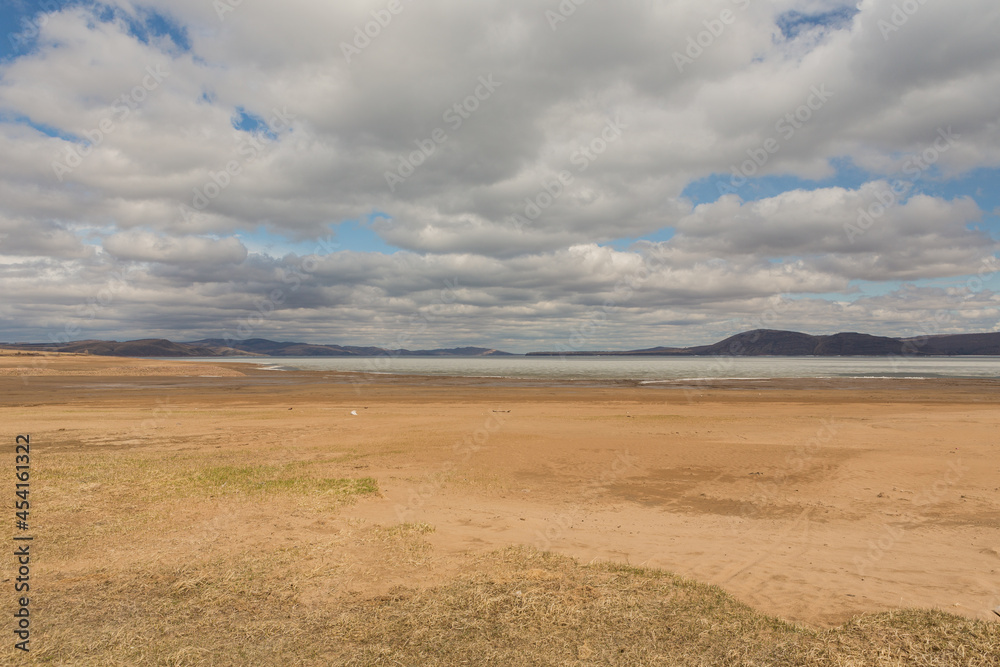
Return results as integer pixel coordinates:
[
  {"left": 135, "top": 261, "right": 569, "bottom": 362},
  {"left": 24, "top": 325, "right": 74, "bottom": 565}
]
[{"left": 350, "top": 410, "right": 358, "bottom": 416}]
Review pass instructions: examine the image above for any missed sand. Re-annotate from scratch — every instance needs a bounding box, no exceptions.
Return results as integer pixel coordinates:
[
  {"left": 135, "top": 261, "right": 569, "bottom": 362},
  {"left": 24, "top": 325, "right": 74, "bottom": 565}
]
[{"left": 3, "top": 352, "right": 999, "bottom": 629}]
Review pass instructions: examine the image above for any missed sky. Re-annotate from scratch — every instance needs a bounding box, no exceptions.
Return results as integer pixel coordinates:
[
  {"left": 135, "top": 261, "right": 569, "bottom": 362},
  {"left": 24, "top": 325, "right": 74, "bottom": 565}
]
[{"left": 1, "top": 0, "right": 999, "bottom": 353}]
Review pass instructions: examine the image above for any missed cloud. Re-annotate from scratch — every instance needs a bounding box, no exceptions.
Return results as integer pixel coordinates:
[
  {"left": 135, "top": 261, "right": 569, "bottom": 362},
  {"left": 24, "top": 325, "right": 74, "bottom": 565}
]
[
  {"left": 0, "top": 214, "right": 92, "bottom": 258},
  {"left": 0, "top": 0, "right": 997, "bottom": 348},
  {"left": 102, "top": 230, "right": 248, "bottom": 265},
  {"left": 673, "top": 185, "right": 991, "bottom": 279}
]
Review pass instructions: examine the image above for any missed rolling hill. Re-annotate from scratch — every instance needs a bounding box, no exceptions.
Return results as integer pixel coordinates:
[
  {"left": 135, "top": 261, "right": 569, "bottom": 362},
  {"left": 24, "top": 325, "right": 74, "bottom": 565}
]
[{"left": 526, "top": 329, "right": 1000, "bottom": 356}]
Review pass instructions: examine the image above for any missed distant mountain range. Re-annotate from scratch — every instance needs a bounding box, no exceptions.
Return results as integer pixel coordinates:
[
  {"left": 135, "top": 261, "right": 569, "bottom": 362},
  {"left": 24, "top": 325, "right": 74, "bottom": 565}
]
[
  {"left": 0, "top": 337, "right": 514, "bottom": 358},
  {"left": 192, "top": 338, "right": 514, "bottom": 357},
  {"left": 4, "top": 329, "right": 1000, "bottom": 358},
  {"left": 527, "top": 329, "right": 1000, "bottom": 356}
]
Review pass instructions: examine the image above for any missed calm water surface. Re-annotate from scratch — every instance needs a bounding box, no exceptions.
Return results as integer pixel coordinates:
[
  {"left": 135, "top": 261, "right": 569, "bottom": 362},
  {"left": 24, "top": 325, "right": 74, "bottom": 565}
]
[{"left": 182, "top": 355, "right": 1000, "bottom": 381}]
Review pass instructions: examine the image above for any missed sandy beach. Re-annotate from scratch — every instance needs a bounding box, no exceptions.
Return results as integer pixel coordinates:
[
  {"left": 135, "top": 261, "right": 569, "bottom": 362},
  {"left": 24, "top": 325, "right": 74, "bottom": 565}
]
[{"left": 2, "top": 352, "right": 999, "bottom": 662}]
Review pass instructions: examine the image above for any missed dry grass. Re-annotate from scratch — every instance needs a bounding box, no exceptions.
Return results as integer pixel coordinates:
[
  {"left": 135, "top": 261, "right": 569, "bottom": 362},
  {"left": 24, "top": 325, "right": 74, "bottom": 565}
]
[
  {"left": 23, "top": 544, "right": 999, "bottom": 666},
  {"left": 327, "top": 548, "right": 1000, "bottom": 666}
]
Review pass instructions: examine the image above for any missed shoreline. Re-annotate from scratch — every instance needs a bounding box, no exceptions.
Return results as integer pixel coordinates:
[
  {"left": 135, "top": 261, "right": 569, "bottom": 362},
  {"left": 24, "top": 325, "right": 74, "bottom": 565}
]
[
  {"left": 7, "top": 350, "right": 1000, "bottom": 387},
  {"left": 12, "top": 350, "right": 1000, "bottom": 380}
]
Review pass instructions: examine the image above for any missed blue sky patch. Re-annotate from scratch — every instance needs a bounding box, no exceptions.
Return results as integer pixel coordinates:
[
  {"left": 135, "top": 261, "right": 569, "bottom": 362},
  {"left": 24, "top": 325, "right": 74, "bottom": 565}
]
[
  {"left": 775, "top": 7, "right": 859, "bottom": 40},
  {"left": 238, "top": 215, "right": 399, "bottom": 257},
  {"left": 1, "top": 0, "right": 67, "bottom": 62},
  {"left": 99, "top": 4, "right": 191, "bottom": 53},
  {"left": 681, "top": 158, "right": 871, "bottom": 207},
  {"left": 232, "top": 107, "right": 279, "bottom": 141},
  {"left": 4, "top": 112, "right": 80, "bottom": 142},
  {"left": 603, "top": 228, "right": 675, "bottom": 251},
  {"left": 1, "top": 1, "right": 189, "bottom": 62}
]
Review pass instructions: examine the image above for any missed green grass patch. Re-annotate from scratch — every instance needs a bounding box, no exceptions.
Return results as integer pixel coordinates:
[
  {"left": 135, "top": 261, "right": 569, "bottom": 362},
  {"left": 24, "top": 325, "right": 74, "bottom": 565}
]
[{"left": 191, "top": 464, "right": 378, "bottom": 497}]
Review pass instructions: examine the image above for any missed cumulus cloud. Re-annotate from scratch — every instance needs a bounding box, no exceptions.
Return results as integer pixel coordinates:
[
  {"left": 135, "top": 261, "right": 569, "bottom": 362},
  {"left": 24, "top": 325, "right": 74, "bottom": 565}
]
[
  {"left": 0, "top": 0, "right": 998, "bottom": 349},
  {"left": 673, "top": 185, "right": 988, "bottom": 277}
]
